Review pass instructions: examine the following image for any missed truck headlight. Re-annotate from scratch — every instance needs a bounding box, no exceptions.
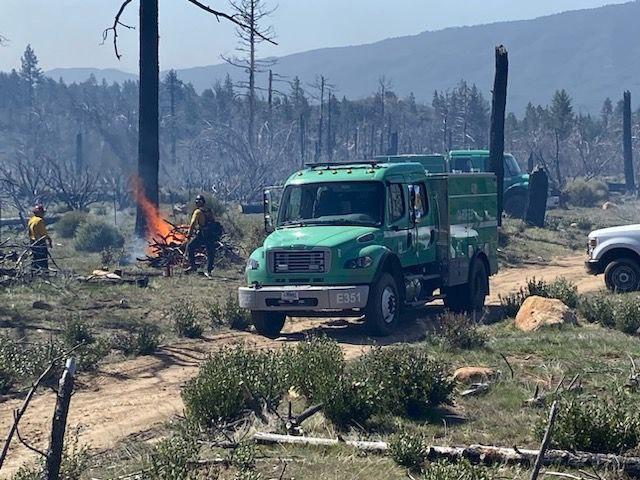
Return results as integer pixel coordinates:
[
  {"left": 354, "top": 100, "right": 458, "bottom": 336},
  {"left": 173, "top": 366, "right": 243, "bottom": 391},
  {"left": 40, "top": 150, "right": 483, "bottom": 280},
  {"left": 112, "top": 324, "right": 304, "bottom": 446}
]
[
  {"left": 246, "top": 258, "right": 260, "bottom": 270},
  {"left": 345, "top": 256, "right": 373, "bottom": 269}
]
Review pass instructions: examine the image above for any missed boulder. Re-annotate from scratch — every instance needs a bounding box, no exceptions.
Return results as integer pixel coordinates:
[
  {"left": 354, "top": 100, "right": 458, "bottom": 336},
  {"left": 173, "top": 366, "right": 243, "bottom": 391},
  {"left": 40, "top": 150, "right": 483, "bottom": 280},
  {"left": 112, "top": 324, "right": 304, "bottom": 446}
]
[
  {"left": 453, "top": 367, "right": 497, "bottom": 384},
  {"left": 515, "top": 296, "right": 577, "bottom": 332},
  {"left": 602, "top": 201, "right": 618, "bottom": 210}
]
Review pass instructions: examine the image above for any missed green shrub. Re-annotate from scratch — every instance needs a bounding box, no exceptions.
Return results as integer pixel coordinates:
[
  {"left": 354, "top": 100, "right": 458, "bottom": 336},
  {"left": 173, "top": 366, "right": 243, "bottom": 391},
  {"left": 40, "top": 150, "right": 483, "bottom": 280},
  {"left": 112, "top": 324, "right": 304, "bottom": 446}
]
[
  {"left": 563, "top": 178, "right": 609, "bottom": 207},
  {"left": 319, "top": 347, "right": 453, "bottom": 428},
  {"left": 205, "top": 300, "right": 225, "bottom": 329},
  {"left": 499, "top": 277, "right": 578, "bottom": 318},
  {"left": 389, "top": 430, "right": 428, "bottom": 469},
  {"left": 62, "top": 319, "right": 95, "bottom": 346},
  {"left": 542, "top": 390, "right": 640, "bottom": 454},
  {"left": 288, "top": 336, "right": 345, "bottom": 401},
  {"left": 612, "top": 296, "right": 640, "bottom": 334},
  {"left": 223, "top": 295, "right": 251, "bottom": 331},
  {"left": 111, "top": 324, "right": 161, "bottom": 356},
  {"left": 168, "top": 302, "right": 204, "bottom": 339},
  {"left": 182, "top": 346, "right": 290, "bottom": 426},
  {"left": 422, "top": 460, "right": 493, "bottom": 480},
  {"left": 572, "top": 216, "right": 593, "bottom": 231},
  {"left": 99, "top": 246, "right": 126, "bottom": 267},
  {"left": 578, "top": 293, "right": 640, "bottom": 334},
  {"left": 145, "top": 434, "right": 199, "bottom": 480},
  {"left": 0, "top": 364, "right": 12, "bottom": 394},
  {"left": 205, "top": 296, "right": 251, "bottom": 331},
  {"left": 60, "top": 319, "right": 109, "bottom": 371},
  {"left": 55, "top": 211, "right": 88, "bottom": 238},
  {"left": 578, "top": 293, "right": 615, "bottom": 327},
  {"left": 546, "top": 277, "right": 579, "bottom": 309},
  {"left": 74, "top": 219, "right": 124, "bottom": 252},
  {"left": 434, "top": 312, "right": 487, "bottom": 350}
]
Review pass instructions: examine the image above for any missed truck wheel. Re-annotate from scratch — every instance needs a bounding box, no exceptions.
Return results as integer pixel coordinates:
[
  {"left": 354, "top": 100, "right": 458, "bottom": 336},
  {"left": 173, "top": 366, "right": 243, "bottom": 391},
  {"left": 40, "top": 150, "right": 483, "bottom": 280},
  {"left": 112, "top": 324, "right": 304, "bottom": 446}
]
[
  {"left": 604, "top": 259, "right": 640, "bottom": 293},
  {"left": 504, "top": 193, "right": 527, "bottom": 218},
  {"left": 443, "top": 260, "right": 489, "bottom": 313},
  {"left": 365, "top": 273, "right": 400, "bottom": 336},
  {"left": 251, "top": 311, "right": 286, "bottom": 338}
]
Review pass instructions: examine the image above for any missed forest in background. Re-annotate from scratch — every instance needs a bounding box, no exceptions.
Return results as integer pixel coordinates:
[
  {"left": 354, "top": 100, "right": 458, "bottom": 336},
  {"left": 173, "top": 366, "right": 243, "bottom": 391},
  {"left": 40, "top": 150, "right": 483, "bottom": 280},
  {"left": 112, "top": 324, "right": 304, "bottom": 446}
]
[{"left": 0, "top": 44, "right": 638, "bottom": 216}]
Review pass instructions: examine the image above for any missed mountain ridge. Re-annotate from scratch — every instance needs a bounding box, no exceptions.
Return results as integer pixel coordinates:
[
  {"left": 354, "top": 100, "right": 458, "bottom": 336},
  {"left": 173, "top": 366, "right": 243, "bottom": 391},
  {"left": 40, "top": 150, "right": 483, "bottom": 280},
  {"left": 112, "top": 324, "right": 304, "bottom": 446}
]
[{"left": 41, "top": 1, "right": 640, "bottom": 113}]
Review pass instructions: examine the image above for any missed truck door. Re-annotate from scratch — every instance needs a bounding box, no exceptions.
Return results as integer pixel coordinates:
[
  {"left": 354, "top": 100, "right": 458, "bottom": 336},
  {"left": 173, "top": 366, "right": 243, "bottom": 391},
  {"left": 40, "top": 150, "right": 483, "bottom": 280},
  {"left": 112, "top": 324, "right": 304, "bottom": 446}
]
[
  {"left": 384, "top": 181, "right": 414, "bottom": 267},
  {"left": 408, "top": 182, "right": 436, "bottom": 266}
]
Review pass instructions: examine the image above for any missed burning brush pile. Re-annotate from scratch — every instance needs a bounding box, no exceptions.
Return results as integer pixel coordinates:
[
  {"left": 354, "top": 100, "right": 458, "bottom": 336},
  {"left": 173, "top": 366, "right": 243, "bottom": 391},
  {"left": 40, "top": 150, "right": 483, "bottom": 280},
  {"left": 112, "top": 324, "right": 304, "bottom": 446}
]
[{"left": 132, "top": 187, "right": 244, "bottom": 272}]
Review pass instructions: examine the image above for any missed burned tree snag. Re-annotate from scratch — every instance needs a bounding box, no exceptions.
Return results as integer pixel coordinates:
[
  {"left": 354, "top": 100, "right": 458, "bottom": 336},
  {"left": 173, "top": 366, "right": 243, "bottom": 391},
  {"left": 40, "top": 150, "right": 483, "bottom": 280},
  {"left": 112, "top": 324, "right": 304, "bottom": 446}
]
[
  {"left": 489, "top": 45, "right": 508, "bottom": 226},
  {"left": 135, "top": 0, "right": 160, "bottom": 237},
  {"left": 44, "top": 358, "right": 76, "bottom": 480},
  {"left": 387, "top": 132, "right": 399, "bottom": 155},
  {"left": 525, "top": 166, "right": 549, "bottom": 228},
  {"left": 623, "top": 90, "right": 635, "bottom": 193},
  {"left": 74, "top": 132, "right": 83, "bottom": 176}
]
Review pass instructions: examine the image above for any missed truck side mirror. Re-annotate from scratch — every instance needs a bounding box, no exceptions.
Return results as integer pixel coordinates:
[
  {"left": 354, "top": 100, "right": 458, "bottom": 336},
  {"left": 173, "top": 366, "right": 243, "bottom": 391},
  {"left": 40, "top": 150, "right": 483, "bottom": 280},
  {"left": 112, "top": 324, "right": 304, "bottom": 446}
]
[
  {"left": 408, "top": 185, "right": 417, "bottom": 225},
  {"left": 264, "top": 189, "right": 275, "bottom": 233}
]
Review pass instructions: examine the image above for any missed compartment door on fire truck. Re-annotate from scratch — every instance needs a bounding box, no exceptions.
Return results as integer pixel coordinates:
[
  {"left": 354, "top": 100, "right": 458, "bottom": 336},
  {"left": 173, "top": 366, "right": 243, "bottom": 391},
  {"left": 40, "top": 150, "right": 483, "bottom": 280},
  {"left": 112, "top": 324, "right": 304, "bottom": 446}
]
[{"left": 409, "top": 182, "right": 436, "bottom": 266}]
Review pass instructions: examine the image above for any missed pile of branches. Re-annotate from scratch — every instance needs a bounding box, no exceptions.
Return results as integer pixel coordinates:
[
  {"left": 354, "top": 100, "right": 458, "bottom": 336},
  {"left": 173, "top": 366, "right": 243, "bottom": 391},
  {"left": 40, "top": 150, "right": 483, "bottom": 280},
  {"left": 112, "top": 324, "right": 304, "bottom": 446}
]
[
  {"left": 0, "top": 239, "right": 34, "bottom": 285},
  {"left": 137, "top": 221, "right": 244, "bottom": 270}
]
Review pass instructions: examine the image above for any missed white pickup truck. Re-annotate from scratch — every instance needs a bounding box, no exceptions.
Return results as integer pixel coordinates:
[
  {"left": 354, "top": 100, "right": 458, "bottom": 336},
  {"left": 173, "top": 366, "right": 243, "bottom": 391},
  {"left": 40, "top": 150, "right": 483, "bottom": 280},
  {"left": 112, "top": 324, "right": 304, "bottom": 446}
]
[{"left": 586, "top": 224, "right": 640, "bottom": 292}]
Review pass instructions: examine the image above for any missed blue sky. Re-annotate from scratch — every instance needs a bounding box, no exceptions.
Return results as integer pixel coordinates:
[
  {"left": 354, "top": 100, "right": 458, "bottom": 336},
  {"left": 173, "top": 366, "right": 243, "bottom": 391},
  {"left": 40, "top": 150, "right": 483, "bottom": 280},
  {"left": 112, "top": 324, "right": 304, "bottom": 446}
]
[{"left": 0, "top": 0, "right": 630, "bottom": 72}]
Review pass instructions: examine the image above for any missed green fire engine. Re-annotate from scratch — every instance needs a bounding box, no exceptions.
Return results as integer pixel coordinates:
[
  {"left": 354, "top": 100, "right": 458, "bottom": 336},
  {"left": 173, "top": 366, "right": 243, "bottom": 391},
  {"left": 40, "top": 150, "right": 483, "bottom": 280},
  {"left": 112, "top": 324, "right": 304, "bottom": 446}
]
[{"left": 238, "top": 161, "right": 498, "bottom": 337}]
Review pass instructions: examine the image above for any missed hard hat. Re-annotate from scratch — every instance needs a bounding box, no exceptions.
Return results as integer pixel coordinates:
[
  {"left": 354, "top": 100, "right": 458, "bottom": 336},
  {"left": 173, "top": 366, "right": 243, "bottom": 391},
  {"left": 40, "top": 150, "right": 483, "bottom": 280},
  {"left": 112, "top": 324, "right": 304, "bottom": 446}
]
[
  {"left": 32, "top": 204, "right": 45, "bottom": 214},
  {"left": 194, "top": 194, "right": 206, "bottom": 206}
]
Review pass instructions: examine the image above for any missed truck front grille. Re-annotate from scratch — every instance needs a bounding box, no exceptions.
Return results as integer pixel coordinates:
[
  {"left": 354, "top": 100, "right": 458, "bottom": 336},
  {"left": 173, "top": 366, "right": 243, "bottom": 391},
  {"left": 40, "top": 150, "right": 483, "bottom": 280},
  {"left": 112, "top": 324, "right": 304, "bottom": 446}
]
[{"left": 272, "top": 250, "right": 329, "bottom": 274}]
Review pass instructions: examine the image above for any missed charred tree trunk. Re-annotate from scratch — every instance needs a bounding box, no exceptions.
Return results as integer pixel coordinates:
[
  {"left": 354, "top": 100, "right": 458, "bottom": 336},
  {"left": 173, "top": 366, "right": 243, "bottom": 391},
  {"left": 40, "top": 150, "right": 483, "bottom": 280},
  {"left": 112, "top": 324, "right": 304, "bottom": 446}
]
[
  {"left": 314, "top": 76, "right": 325, "bottom": 163},
  {"left": 525, "top": 166, "right": 549, "bottom": 228},
  {"left": 44, "top": 359, "right": 76, "bottom": 480},
  {"left": 74, "top": 132, "right": 83, "bottom": 176},
  {"left": 299, "top": 114, "right": 306, "bottom": 167},
  {"left": 623, "top": 90, "right": 635, "bottom": 193},
  {"left": 135, "top": 0, "right": 160, "bottom": 237},
  {"left": 489, "top": 45, "right": 508, "bottom": 226},
  {"left": 387, "top": 131, "right": 399, "bottom": 156}
]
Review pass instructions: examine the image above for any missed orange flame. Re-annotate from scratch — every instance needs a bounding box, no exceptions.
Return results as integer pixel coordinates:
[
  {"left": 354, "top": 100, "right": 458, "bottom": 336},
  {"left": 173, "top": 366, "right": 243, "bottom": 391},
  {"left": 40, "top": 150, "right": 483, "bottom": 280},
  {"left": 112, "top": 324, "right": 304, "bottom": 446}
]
[{"left": 130, "top": 176, "right": 186, "bottom": 246}]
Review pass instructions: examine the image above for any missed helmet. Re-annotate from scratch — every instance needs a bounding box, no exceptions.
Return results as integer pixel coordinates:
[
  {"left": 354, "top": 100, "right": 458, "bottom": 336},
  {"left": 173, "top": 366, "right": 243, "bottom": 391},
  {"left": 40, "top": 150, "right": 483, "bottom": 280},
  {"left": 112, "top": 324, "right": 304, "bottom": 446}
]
[
  {"left": 194, "top": 195, "right": 206, "bottom": 207},
  {"left": 32, "top": 204, "right": 45, "bottom": 215}
]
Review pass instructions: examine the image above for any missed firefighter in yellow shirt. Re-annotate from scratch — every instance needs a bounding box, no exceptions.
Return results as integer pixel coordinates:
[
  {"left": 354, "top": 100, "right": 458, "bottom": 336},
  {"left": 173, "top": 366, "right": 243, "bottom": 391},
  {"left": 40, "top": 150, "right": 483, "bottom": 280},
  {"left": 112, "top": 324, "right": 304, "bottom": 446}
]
[
  {"left": 27, "top": 204, "right": 52, "bottom": 273},
  {"left": 184, "top": 195, "right": 222, "bottom": 276}
]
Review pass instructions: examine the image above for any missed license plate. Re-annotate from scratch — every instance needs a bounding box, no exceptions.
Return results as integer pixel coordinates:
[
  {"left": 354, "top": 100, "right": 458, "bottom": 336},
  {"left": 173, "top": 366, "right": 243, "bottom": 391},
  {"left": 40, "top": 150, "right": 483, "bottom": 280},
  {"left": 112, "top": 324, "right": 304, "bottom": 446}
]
[{"left": 281, "top": 291, "right": 299, "bottom": 301}]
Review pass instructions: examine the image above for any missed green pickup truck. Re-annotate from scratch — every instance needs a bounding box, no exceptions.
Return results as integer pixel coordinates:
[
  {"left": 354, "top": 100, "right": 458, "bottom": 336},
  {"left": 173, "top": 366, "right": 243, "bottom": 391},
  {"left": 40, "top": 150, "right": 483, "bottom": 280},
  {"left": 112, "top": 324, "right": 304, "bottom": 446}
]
[
  {"left": 238, "top": 161, "right": 498, "bottom": 337},
  {"left": 448, "top": 150, "right": 529, "bottom": 217},
  {"left": 380, "top": 150, "right": 529, "bottom": 217}
]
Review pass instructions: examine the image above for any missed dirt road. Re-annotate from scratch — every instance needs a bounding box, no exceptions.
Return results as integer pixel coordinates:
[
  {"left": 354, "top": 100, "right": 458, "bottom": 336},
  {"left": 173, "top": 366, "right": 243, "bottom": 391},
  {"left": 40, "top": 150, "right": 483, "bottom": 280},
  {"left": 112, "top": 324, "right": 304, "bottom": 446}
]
[{"left": 0, "top": 254, "right": 600, "bottom": 476}]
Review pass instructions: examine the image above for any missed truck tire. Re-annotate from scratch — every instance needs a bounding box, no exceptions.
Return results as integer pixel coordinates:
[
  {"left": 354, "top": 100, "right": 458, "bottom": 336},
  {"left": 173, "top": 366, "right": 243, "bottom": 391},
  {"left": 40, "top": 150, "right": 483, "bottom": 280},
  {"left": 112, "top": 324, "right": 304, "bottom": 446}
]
[
  {"left": 443, "top": 260, "right": 489, "bottom": 313},
  {"left": 504, "top": 192, "right": 527, "bottom": 218},
  {"left": 604, "top": 259, "right": 640, "bottom": 293},
  {"left": 251, "top": 311, "right": 286, "bottom": 338},
  {"left": 365, "top": 273, "right": 400, "bottom": 336}
]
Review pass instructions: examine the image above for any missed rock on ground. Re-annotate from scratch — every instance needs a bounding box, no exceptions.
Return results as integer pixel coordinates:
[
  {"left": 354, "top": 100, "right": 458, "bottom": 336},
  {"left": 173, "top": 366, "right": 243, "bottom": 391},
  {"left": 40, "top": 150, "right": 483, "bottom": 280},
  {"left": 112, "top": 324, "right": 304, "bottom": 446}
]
[
  {"left": 515, "top": 295, "right": 577, "bottom": 332},
  {"left": 453, "top": 366, "right": 497, "bottom": 384}
]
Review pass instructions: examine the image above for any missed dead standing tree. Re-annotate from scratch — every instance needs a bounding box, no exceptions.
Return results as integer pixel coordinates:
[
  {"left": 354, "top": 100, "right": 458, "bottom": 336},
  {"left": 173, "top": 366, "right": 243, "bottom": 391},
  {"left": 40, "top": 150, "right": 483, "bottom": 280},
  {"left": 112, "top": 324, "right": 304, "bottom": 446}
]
[
  {"left": 489, "top": 45, "right": 508, "bottom": 225},
  {"left": 104, "top": 0, "right": 276, "bottom": 237},
  {"left": 623, "top": 90, "right": 635, "bottom": 193},
  {"left": 222, "top": 0, "right": 277, "bottom": 154}
]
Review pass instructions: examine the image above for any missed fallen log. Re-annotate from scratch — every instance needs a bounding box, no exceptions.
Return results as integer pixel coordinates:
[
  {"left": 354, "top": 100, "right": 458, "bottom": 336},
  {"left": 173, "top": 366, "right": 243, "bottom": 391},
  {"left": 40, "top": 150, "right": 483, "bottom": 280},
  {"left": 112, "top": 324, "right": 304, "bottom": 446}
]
[{"left": 252, "top": 433, "right": 640, "bottom": 476}]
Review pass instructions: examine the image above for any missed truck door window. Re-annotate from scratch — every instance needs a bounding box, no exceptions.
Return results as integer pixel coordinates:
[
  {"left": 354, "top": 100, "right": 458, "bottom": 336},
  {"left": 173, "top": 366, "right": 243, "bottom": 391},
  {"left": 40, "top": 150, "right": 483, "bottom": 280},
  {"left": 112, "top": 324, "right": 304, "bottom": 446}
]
[
  {"left": 412, "top": 183, "right": 429, "bottom": 220},
  {"left": 388, "top": 184, "right": 405, "bottom": 223}
]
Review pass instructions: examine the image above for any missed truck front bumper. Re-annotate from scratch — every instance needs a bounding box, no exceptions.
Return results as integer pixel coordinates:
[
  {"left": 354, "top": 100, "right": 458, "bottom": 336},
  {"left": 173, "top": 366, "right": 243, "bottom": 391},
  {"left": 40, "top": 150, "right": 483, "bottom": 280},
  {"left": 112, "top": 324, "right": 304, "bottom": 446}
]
[
  {"left": 238, "top": 285, "right": 370, "bottom": 311},
  {"left": 585, "top": 259, "right": 603, "bottom": 275}
]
